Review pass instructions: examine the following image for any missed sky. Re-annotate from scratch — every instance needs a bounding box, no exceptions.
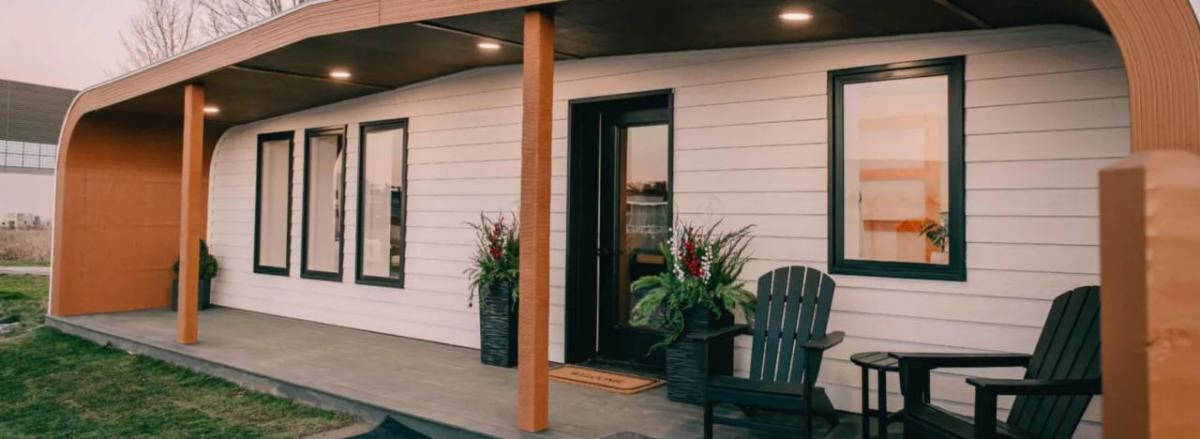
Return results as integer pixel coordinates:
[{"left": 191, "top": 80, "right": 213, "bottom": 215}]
[{"left": 0, "top": 0, "right": 142, "bottom": 90}]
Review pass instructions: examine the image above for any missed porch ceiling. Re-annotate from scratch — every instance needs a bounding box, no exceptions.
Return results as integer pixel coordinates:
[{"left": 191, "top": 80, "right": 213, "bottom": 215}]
[{"left": 92, "top": 0, "right": 1108, "bottom": 126}]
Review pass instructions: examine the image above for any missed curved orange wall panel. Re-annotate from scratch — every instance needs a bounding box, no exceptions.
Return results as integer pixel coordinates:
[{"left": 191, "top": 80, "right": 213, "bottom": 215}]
[{"left": 50, "top": 111, "right": 222, "bottom": 316}]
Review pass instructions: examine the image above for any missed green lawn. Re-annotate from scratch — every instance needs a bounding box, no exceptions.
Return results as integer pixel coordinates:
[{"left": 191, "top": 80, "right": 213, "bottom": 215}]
[
  {"left": 0, "top": 274, "right": 50, "bottom": 335},
  {"left": 0, "top": 275, "right": 358, "bottom": 438},
  {"left": 0, "top": 260, "right": 50, "bottom": 267}
]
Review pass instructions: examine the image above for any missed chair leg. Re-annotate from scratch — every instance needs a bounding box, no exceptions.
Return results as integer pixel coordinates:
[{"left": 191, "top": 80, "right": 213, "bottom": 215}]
[
  {"left": 811, "top": 392, "right": 840, "bottom": 427},
  {"left": 703, "top": 400, "right": 714, "bottom": 439},
  {"left": 805, "top": 393, "right": 815, "bottom": 438}
]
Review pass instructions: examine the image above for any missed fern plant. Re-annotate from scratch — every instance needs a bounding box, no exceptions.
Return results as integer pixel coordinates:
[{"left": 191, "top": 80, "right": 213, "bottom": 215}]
[{"left": 630, "top": 220, "right": 756, "bottom": 352}]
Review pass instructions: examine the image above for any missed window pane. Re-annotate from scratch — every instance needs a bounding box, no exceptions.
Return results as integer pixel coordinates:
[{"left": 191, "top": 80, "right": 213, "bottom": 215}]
[
  {"left": 620, "top": 124, "right": 670, "bottom": 325},
  {"left": 842, "top": 75, "right": 950, "bottom": 265},
  {"left": 305, "top": 133, "right": 345, "bottom": 274},
  {"left": 360, "top": 125, "right": 406, "bottom": 281},
  {"left": 257, "top": 138, "right": 290, "bottom": 269}
]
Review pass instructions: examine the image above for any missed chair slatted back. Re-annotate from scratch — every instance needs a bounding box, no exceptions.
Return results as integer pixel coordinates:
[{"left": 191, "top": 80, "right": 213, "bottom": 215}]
[
  {"left": 747, "top": 266, "right": 836, "bottom": 385},
  {"left": 1007, "top": 286, "right": 1101, "bottom": 438}
]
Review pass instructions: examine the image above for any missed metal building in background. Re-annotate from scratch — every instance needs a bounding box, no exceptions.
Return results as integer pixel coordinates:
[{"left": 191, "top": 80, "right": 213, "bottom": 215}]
[{"left": 0, "top": 79, "right": 76, "bottom": 174}]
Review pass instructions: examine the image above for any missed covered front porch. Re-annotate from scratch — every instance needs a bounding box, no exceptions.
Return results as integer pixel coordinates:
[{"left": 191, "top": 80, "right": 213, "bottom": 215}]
[
  {"left": 47, "top": 307, "right": 870, "bottom": 438},
  {"left": 46, "top": 0, "right": 1200, "bottom": 437}
]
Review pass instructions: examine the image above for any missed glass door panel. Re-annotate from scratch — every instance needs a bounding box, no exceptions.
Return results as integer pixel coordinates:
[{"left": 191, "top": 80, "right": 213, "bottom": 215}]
[{"left": 617, "top": 124, "right": 670, "bottom": 327}]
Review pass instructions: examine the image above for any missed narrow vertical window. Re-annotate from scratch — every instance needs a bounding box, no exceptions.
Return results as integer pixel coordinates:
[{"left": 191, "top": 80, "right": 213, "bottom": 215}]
[
  {"left": 829, "top": 57, "right": 965, "bottom": 280},
  {"left": 356, "top": 119, "right": 408, "bottom": 287},
  {"left": 254, "top": 131, "right": 293, "bottom": 275},
  {"left": 301, "top": 126, "right": 347, "bottom": 281}
]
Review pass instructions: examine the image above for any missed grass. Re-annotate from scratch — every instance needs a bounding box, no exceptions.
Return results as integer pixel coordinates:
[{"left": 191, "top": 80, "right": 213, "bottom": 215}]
[
  {"left": 0, "top": 274, "right": 50, "bottom": 335},
  {"left": 0, "top": 275, "right": 358, "bottom": 438}
]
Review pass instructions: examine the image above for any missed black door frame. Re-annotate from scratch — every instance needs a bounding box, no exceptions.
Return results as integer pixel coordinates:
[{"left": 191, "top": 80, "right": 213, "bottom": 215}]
[{"left": 564, "top": 89, "right": 674, "bottom": 366}]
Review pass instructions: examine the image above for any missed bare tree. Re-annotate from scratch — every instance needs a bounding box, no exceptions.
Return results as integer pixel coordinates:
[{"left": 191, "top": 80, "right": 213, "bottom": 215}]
[
  {"left": 120, "top": 0, "right": 308, "bottom": 70},
  {"left": 120, "top": 0, "right": 199, "bottom": 71},
  {"left": 198, "top": 0, "right": 309, "bottom": 39}
]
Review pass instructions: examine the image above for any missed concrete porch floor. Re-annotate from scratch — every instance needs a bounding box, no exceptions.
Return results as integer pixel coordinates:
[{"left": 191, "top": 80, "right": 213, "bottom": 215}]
[{"left": 48, "top": 308, "right": 888, "bottom": 438}]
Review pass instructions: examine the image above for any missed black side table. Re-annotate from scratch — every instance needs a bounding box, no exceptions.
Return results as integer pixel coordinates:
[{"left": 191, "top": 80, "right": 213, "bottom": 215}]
[{"left": 850, "top": 351, "right": 901, "bottom": 439}]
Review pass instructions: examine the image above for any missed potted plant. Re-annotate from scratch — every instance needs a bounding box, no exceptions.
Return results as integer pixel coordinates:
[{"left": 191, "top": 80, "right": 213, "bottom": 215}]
[
  {"left": 171, "top": 240, "right": 219, "bottom": 311},
  {"left": 465, "top": 213, "right": 519, "bottom": 367},
  {"left": 920, "top": 212, "right": 950, "bottom": 264},
  {"left": 630, "top": 220, "right": 756, "bottom": 403}
]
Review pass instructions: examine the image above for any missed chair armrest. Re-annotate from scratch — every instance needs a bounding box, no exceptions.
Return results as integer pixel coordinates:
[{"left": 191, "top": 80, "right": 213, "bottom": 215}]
[
  {"left": 890, "top": 352, "right": 1031, "bottom": 369},
  {"left": 970, "top": 377, "right": 1101, "bottom": 439},
  {"left": 967, "top": 377, "right": 1102, "bottom": 396},
  {"left": 893, "top": 352, "right": 1031, "bottom": 413},
  {"left": 682, "top": 323, "right": 750, "bottom": 341},
  {"left": 803, "top": 331, "right": 845, "bottom": 351}
]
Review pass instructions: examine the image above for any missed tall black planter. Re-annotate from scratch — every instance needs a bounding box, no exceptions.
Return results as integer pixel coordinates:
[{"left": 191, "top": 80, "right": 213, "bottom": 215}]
[
  {"left": 665, "top": 305, "right": 735, "bottom": 404},
  {"left": 171, "top": 278, "right": 212, "bottom": 311},
  {"left": 479, "top": 283, "right": 518, "bottom": 367}
]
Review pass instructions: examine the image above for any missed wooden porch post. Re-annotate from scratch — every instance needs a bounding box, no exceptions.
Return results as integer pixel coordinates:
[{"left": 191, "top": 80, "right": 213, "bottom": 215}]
[
  {"left": 177, "top": 84, "right": 205, "bottom": 345},
  {"left": 1090, "top": 0, "right": 1200, "bottom": 436},
  {"left": 517, "top": 6, "right": 554, "bottom": 433},
  {"left": 1099, "top": 152, "right": 1200, "bottom": 436}
]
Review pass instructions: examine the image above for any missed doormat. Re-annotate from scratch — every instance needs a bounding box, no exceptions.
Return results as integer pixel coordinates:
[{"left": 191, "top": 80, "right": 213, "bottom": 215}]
[{"left": 548, "top": 366, "right": 664, "bottom": 395}]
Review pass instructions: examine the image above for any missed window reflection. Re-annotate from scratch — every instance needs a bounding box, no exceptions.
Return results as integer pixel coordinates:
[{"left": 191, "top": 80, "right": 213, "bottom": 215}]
[
  {"left": 842, "top": 75, "right": 950, "bottom": 265},
  {"left": 256, "top": 135, "right": 291, "bottom": 274},
  {"left": 359, "top": 123, "right": 407, "bottom": 284},
  {"left": 620, "top": 124, "right": 670, "bottom": 325},
  {"left": 304, "top": 131, "right": 346, "bottom": 276}
]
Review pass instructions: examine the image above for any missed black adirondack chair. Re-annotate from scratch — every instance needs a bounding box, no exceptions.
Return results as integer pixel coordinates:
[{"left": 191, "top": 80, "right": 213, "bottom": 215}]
[
  {"left": 703, "top": 266, "right": 843, "bottom": 438},
  {"left": 893, "top": 286, "right": 1102, "bottom": 439}
]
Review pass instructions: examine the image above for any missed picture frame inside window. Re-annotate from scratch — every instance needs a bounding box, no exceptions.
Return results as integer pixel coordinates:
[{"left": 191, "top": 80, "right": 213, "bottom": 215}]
[{"left": 828, "top": 57, "right": 966, "bottom": 281}]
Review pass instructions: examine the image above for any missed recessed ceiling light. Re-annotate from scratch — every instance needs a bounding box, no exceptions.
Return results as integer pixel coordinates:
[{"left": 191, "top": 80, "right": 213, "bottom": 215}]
[
  {"left": 203, "top": 106, "right": 220, "bottom": 115},
  {"left": 329, "top": 70, "right": 352, "bottom": 79},
  {"left": 477, "top": 42, "right": 502, "bottom": 51},
  {"left": 780, "top": 12, "right": 813, "bottom": 22}
]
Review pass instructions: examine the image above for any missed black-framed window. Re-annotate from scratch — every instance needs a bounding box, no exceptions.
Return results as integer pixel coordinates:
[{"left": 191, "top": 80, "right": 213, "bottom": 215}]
[
  {"left": 829, "top": 57, "right": 966, "bottom": 281},
  {"left": 254, "top": 131, "right": 294, "bottom": 276},
  {"left": 301, "top": 125, "right": 348, "bottom": 281},
  {"left": 355, "top": 118, "right": 409, "bottom": 288}
]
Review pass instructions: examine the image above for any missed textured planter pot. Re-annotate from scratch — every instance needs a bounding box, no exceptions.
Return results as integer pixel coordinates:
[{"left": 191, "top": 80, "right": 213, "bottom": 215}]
[
  {"left": 665, "top": 305, "right": 735, "bottom": 404},
  {"left": 479, "top": 283, "right": 518, "bottom": 367},
  {"left": 171, "top": 278, "right": 212, "bottom": 311}
]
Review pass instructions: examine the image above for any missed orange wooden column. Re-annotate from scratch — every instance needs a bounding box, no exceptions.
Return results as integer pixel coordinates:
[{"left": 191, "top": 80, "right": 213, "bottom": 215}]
[
  {"left": 1089, "top": 1, "right": 1200, "bottom": 436},
  {"left": 177, "top": 84, "right": 205, "bottom": 345},
  {"left": 1099, "top": 151, "right": 1200, "bottom": 437},
  {"left": 517, "top": 6, "right": 554, "bottom": 433}
]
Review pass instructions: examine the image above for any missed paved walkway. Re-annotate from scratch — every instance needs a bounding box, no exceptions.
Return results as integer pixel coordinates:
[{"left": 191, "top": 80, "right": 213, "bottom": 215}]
[
  {"left": 50, "top": 308, "right": 879, "bottom": 438},
  {"left": 0, "top": 266, "right": 50, "bottom": 276}
]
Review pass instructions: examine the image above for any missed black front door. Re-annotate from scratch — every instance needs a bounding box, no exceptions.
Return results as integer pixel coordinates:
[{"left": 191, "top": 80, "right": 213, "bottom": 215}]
[{"left": 565, "top": 90, "right": 672, "bottom": 371}]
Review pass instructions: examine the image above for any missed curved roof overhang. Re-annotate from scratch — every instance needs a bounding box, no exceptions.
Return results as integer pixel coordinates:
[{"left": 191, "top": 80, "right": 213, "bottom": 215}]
[{"left": 61, "top": 0, "right": 1111, "bottom": 144}]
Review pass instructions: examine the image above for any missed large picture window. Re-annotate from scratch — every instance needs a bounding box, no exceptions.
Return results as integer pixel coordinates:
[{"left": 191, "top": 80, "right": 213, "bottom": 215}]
[
  {"left": 301, "top": 126, "right": 347, "bottom": 281},
  {"left": 254, "top": 131, "right": 293, "bottom": 276},
  {"left": 356, "top": 119, "right": 408, "bottom": 288},
  {"left": 829, "top": 57, "right": 965, "bottom": 280}
]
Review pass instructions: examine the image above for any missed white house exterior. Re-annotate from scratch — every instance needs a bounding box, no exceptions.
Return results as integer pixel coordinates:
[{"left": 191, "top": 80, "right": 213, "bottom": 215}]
[{"left": 202, "top": 24, "right": 1125, "bottom": 436}]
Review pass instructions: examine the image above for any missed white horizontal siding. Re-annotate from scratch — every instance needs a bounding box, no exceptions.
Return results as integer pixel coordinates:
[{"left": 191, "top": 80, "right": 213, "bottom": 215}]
[{"left": 207, "top": 25, "right": 1123, "bottom": 436}]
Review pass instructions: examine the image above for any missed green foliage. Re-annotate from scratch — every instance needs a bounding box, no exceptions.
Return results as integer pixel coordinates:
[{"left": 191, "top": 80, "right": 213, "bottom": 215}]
[
  {"left": 630, "top": 220, "right": 757, "bottom": 352},
  {"left": 920, "top": 212, "right": 950, "bottom": 252},
  {"left": 0, "top": 274, "right": 50, "bottom": 337},
  {"left": 172, "top": 240, "right": 220, "bottom": 280},
  {"left": 464, "top": 213, "right": 519, "bottom": 309}
]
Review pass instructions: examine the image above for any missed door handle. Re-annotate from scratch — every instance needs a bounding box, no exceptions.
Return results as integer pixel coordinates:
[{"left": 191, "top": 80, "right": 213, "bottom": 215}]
[{"left": 596, "top": 248, "right": 615, "bottom": 257}]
